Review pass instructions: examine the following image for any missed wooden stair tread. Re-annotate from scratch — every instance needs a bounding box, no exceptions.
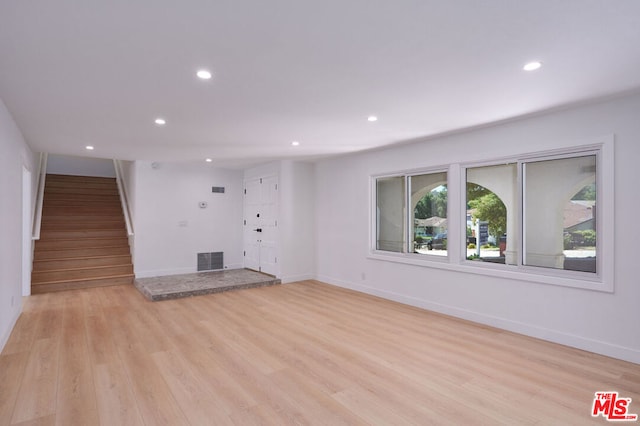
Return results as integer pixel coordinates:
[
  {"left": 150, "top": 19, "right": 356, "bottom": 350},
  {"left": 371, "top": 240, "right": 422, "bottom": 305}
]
[
  {"left": 34, "top": 254, "right": 131, "bottom": 262},
  {"left": 35, "top": 241, "right": 130, "bottom": 250},
  {"left": 40, "top": 231, "right": 127, "bottom": 238},
  {"left": 43, "top": 198, "right": 120, "bottom": 200},
  {"left": 32, "top": 264, "right": 134, "bottom": 283},
  {"left": 41, "top": 226, "right": 126, "bottom": 231},
  {"left": 31, "top": 276, "right": 134, "bottom": 294},
  {"left": 36, "top": 236, "right": 129, "bottom": 241},
  {"left": 34, "top": 247, "right": 131, "bottom": 260},
  {"left": 43, "top": 216, "right": 124, "bottom": 218},
  {"left": 41, "top": 219, "right": 125, "bottom": 223},
  {"left": 42, "top": 218, "right": 125, "bottom": 220},
  {"left": 35, "top": 244, "right": 129, "bottom": 249},
  {"left": 40, "top": 226, "right": 124, "bottom": 231},
  {"left": 35, "top": 244, "right": 129, "bottom": 251},
  {"left": 33, "top": 263, "right": 133, "bottom": 273},
  {"left": 46, "top": 174, "right": 116, "bottom": 181},
  {"left": 36, "top": 242, "right": 129, "bottom": 247},
  {"left": 42, "top": 202, "right": 122, "bottom": 206},
  {"left": 32, "top": 273, "right": 134, "bottom": 284},
  {"left": 31, "top": 274, "right": 135, "bottom": 294},
  {"left": 40, "top": 233, "right": 127, "bottom": 237}
]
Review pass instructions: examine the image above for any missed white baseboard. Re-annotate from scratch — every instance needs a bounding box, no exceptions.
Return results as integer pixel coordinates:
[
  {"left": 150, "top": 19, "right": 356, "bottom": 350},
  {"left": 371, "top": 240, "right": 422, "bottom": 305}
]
[
  {"left": 225, "top": 263, "right": 244, "bottom": 271},
  {"left": 280, "top": 273, "right": 315, "bottom": 284},
  {"left": 316, "top": 274, "right": 640, "bottom": 365},
  {"left": 0, "top": 304, "right": 22, "bottom": 354}
]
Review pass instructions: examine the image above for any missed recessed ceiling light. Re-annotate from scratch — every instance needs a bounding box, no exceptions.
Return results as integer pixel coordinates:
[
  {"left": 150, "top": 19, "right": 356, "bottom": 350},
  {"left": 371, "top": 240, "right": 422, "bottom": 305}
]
[
  {"left": 523, "top": 61, "right": 542, "bottom": 71},
  {"left": 197, "top": 69, "right": 212, "bottom": 80},
  {"left": 154, "top": 118, "right": 166, "bottom": 125},
  {"left": 367, "top": 116, "right": 378, "bottom": 122},
  {"left": 85, "top": 145, "right": 94, "bottom": 150},
  {"left": 205, "top": 158, "right": 212, "bottom": 162},
  {"left": 291, "top": 141, "right": 300, "bottom": 146}
]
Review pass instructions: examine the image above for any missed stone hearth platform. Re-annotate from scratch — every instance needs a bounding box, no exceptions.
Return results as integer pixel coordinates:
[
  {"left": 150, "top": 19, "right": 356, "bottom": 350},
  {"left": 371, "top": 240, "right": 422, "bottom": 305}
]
[{"left": 134, "top": 269, "right": 281, "bottom": 301}]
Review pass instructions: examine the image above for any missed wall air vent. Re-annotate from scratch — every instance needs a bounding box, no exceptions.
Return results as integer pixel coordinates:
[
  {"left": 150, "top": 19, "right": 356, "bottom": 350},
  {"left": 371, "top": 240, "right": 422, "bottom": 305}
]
[
  {"left": 212, "top": 186, "right": 225, "bottom": 193},
  {"left": 197, "top": 252, "right": 224, "bottom": 271}
]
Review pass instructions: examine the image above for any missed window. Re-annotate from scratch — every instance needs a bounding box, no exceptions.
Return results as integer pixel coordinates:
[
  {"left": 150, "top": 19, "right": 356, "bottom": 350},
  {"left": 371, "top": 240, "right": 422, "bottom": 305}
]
[
  {"left": 376, "top": 176, "right": 405, "bottom": 252},
  {"left": 375, "top": 171, "right": 447, "bottom": 256},
  {"left": 523, "top": 154, "right": 596, "bottom": 273},
  {"left": 464, "top": 153, "right": 598, "bottom": 276},
  {"left": 410, "top": 172, "right": 447, "bottom": 256},
  {"left": 466, "top": 163, "right": 516, "bottom": 265},
  {"left": 371, "top": 139, "right": 611, "bottom": 291}
]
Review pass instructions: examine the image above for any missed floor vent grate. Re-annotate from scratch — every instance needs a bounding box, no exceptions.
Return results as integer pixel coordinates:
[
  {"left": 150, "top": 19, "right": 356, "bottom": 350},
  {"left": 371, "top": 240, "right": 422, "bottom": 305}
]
[{"left": 197, "top": 252, "right": 223, "bottom": 271}]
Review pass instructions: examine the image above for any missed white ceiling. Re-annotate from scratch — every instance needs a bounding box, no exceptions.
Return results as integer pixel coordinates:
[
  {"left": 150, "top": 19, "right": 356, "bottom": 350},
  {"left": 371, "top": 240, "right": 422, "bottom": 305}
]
[{"left": 1, "top": 0, "right": 639, "bottom": 167}]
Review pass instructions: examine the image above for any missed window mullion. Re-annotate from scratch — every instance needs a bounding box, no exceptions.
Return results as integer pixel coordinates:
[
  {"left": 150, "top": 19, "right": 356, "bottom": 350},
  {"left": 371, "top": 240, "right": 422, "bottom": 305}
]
[
  {"left": 518, "top": 160, "right": 524, "bottom": 267},
  {"left": 406, "top": 175, "right": 411, "bottom": 254},
  {"left": 446, "top": 163, "right": 461, "bottom": 263}
]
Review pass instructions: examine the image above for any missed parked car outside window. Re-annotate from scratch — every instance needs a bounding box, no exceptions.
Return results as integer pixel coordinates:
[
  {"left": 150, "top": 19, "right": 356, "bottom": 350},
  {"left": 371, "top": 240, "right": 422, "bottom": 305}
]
[{"left": 427, "top": 232, "right": 447, "bottom": 250}]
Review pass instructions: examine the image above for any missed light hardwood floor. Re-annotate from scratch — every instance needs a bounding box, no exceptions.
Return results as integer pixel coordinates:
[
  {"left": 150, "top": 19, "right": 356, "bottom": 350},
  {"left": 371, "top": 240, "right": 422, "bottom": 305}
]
[{"left": 1, "top": 281, "right": 638, "bottom": 425}]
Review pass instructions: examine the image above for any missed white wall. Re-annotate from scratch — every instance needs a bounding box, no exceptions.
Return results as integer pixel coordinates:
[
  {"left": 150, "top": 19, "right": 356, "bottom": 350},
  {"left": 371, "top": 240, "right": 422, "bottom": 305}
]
[
  {"left": 243, "top": 161, "right": 280, "bottom": 182},
  {"left": 47, "top": 154, "right": 115, "bottom": 177},
  {"left": 0, "top": 99, "right": 35, "bottom": 352},
  {"left": 279, "top": 161, "right": 316, "bottom": 283},
  {"left": 132, "top": 161, "right": 244, "bottom": 278},
  {"left": 315, "top": 91, "right": 640, "bottom": 364}
]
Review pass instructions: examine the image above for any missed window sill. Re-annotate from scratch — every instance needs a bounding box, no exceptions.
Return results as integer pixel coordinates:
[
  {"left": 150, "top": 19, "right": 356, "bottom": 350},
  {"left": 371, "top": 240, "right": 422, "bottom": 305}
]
[{"left": 367, "top": 251, "right": 612, "bottom": 293}]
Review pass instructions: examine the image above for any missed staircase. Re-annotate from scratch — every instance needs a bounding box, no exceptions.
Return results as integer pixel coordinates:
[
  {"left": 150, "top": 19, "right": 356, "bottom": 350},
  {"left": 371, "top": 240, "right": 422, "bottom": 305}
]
[{"left": 32, "top": 174, "right": 134, "bottom": 294}]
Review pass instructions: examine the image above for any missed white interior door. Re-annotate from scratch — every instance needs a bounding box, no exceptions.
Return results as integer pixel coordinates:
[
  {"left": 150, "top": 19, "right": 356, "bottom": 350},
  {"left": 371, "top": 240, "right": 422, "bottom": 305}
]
[{"left": 243, "top": 176, "right": 279, "bottom": 275}]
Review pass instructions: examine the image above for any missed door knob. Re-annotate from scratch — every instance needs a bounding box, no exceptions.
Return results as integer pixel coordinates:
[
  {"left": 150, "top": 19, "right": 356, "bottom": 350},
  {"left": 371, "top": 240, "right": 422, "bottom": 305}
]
[{"left": 253, "top": 228, "right": 263, "bottom": 232}]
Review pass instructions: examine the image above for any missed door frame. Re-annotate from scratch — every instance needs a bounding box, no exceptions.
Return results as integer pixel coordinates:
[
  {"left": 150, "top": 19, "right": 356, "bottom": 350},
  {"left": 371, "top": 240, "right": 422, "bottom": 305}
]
[
  {"left": 243, "top": 175, "right": 279, "bottom": 276},
  {"left": 22, "top": 166, "right": 32, "bottom": 296}
]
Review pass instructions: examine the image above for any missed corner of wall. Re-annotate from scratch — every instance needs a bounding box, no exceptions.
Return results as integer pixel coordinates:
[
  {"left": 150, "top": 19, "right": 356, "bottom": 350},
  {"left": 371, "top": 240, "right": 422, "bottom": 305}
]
[
  {"left": 0, "top": 305, "right": 22, "bottom": 353},
  {"left": 0, "top": 97, "right": 32, "bottom": 354}
]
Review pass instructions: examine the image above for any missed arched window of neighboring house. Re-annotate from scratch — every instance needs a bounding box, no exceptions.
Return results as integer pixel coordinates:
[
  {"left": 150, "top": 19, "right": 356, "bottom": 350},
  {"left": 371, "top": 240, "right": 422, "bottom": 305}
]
[
  {"left": 465, "top": 182, "right": 507, "bottom": 262},
  {"left": 465, "top": 163, "right": 517, "bottom": 266},
  {"left": 523, "top": 155, "right": 597, "bottom": 272}
]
